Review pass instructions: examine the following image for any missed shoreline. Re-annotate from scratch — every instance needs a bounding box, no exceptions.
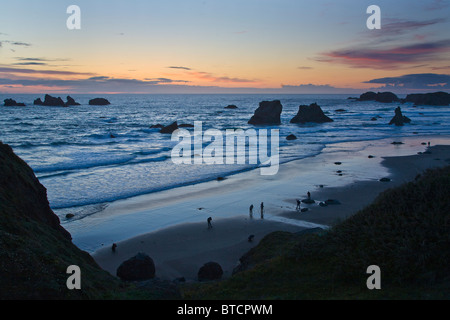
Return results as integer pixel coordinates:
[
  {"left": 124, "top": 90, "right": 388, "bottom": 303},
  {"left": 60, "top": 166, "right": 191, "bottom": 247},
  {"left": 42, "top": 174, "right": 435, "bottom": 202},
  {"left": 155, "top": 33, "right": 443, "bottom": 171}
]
[{"left": 90, "top": 136, "right": 450, "bottom": 281}]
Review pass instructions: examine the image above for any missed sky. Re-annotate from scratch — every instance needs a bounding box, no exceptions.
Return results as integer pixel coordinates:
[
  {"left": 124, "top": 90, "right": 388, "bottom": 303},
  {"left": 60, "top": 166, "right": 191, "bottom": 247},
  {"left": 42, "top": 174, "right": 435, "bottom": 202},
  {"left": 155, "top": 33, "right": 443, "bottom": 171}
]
[{"left": 0, "top": 0, "right": 449, "bottom": 94}]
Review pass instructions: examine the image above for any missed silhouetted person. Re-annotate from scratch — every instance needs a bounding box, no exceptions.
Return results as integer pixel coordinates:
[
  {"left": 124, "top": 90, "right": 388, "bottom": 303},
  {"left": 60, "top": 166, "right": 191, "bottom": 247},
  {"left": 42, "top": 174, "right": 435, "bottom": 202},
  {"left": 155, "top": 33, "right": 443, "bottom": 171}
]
[
  {"left": 260, "top": 202, "right": 264, "bottom": 219},
  {"left": 112, "top": 243, "right": 117, "bottom": 253},
  {"left": 207, "top": 217, "right": 213, "bottom": 229},
  {"left": 248, "top": 235, "right": 255, "bottom": 242},
  {"left": 249, "top": 204, "right": 254, "bottom": 219},
  {"left": 296, "top": 199, "right": 301, "bottom": 211},
  {"left": 428, "top": 141, "right": 431, "bottom": 147},
  {"left": 307, "top": 191, "right": 311, "bottom": 200}
]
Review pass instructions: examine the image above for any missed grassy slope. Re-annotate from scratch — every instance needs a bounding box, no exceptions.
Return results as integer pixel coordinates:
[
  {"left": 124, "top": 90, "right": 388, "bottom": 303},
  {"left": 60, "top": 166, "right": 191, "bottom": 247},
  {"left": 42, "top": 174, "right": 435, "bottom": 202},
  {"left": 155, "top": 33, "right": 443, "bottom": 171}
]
[
  {"left": 183, "top": 166, "right": 450, "bottom": 299},
  {"left": 0, "top": 142, "right": 179, "bottom": 299}
]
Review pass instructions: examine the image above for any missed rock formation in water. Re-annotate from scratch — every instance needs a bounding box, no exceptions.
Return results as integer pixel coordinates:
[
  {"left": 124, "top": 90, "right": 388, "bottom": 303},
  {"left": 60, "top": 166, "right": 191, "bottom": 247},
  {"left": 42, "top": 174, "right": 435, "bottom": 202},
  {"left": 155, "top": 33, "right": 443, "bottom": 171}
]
[
  {"left": 248, "top": 100, "right": 282, "bottom": 125},
  {"left": 290, "top": 103, "right": 333, "bottom": 124}
]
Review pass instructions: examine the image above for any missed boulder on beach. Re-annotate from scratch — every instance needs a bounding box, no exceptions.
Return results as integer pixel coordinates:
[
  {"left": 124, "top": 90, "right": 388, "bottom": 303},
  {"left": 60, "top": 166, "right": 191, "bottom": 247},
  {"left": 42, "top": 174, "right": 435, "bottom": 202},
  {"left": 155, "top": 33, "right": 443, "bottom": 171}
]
[
  {"left": 403, "top": 92, "right": 450, "bottom": 106},
  {"left": 198, "top": 262, "right": 223, "bottom": 281},
  {"left": 225, "top": 105, "right": 238, "bottom": 109},
  {"left": 116, "top": 252, "right": 156, "bottom": 281},
  {"left": 248, "top": 100, "right": 282, "bottom": 125},
  {"left": 389, "top": 107, "right": 411, "bottom": 126},
  {"left": 160, "top": 121, "right": 179, "bottom": 134},
  {"left": 290, "top": 103, "right": 333, "bottom": 124},
  {"left": 89, "top": 98, "right": 111, "bottom": 106},
  {"left": 66, "top": 96, "right": 80, "bottom": 106},
  {"left": 150, "top": 124, "right": 164, "bottom": 129},
  {"left": 4, "top": 99, "right": 25, "bottom": 107},
  {"left": 358, "top": 91, "right": 399, "bottom": 103}
]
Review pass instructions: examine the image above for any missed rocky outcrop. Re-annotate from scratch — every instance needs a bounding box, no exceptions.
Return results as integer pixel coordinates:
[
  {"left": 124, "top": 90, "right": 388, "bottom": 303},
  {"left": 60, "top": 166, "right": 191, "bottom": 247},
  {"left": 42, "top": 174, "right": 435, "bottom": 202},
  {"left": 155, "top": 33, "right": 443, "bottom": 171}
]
[
  {"left": 66, "top": 96, "right": 80, "bottom": 106},
  {"left": 0, "top": 142, "right": 123, "bottom": 299},
  {"left": 290, "top": 103, "right": 333, "bottom": 124},
  {"left": 116, "top": 253, "right": 156, "bottom": 281},
  {"left": 198, "top": 262, "right": 223, "bottom": 281},
  {"left": 403, "top": 92, "right": 450, "bottom": 106},
  {"left": 358, "top": 91, "right": 399, "bottom": 103},
  {"left": 150, "top": 124, "right": 164, "bottom": 129},
  {"left": 33, "top": 94, "right": 66, "bottom": 107},
  {"left": 160, "top": 121, "right": 179, "bottom": 134},
  {"left": 89, "top": 98, "right": 111, "bottom": 106},
  {"left": 286, "top": 134, "right": 297, "bottom": 141},
  {"left": 248, "top": 100, "right": 282, "bottom": 125},
  {"left": 4, "top": 99, "right": 25, "bottom": 107},
  {"left": 389, "top": 107, "right": 411, "bottom": 126},
  {"left": 0, "top": 142, "right": 71, "bottom": 239},
  {"left": 225, "top": 105, "right": 238, "bottom": 109}
]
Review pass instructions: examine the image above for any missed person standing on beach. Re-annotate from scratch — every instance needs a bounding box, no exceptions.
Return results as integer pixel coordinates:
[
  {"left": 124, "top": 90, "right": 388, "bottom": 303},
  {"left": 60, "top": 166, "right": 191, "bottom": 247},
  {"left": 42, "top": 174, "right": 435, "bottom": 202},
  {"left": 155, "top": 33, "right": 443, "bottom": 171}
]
[
  {"left": 307, "top": 191, "right": 311, "bottom": 200},
  {"left": 207, "top": 217, "right": 213, "bottom": 229},
  {"left": 296, "top": 199, "right": 301, "bottom": 211},
  {"left": 260, "top": 202, "right": 264, "bottom": 219},
  {"left": 249, "top": 204, "right": 254, "bottom": 219}
]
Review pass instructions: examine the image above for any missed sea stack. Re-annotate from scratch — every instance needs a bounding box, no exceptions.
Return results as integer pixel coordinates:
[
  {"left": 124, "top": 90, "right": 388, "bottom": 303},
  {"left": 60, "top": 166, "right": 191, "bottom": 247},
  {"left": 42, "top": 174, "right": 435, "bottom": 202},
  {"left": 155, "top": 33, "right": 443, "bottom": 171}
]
[
  {"left": 389, "top": 107, "right": 411, "bottom": 126},
  {"left": 160, "top": 121, "right": 179, "bottom": 134},
  {"left": 290, "top": 103, "right": 333, "bottom": 124},
  {"left": 89, "top": 98, "right": 111, "bottom": 106},
  {"left": 248, "top": 100, "right": 282, "bottom": 125},
  {"left": 4, "top": 99, "right": 26, "bottom": 107}
]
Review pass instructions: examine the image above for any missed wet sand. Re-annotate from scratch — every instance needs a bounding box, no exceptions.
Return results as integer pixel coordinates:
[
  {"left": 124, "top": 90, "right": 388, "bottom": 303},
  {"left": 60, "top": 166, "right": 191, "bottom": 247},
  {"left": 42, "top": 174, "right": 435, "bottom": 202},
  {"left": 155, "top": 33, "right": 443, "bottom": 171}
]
[{"left": 91, "top": 138, "right": 450, "bottom": 281}]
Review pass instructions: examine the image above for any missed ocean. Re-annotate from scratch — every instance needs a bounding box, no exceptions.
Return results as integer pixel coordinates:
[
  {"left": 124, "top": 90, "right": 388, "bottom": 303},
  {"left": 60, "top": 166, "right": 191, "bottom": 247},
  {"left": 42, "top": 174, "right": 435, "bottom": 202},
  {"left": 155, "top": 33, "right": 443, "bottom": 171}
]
[{"left": 1, "top": 93, "right": 449, "bottom": 220}]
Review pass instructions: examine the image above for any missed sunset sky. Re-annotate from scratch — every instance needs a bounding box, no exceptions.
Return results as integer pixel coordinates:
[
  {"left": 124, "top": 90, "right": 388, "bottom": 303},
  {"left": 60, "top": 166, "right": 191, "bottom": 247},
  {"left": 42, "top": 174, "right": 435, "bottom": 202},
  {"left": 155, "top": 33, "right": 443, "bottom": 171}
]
[{"left": 0, "top": 0, "right": 449, "bottom": 94}]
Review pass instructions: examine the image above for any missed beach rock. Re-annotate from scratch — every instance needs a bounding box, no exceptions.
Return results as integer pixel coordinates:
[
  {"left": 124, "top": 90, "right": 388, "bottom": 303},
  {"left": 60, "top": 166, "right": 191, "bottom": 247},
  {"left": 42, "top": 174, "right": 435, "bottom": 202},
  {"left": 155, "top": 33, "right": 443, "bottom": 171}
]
[
  {"left": 301, "top": 199, "right": 315, "bottom": 204},
  {"left": 371, "top": 117, "right": 378, "bottom": 121},
  {"left": 248, "top": 100, "right": 282, "bottom": 125},
  {"left": 225, "top": 105, "right": 238, "bottom": 109},
  {"left": 66, "top": 96, "right": 80, "bottom": 106},
  {"left": 160, "top": 121, "right": 179, "bottom": 134},
  {"left": 403, "top": 92, "right": 450, "bottom": 106},
  {"left": 65, "top": 213, "right": 75, "bottom": 219},
  {"left": 89, "top": 98, "right": 111, "bottom": 106},
  {"left": 179, "top": 123, "right": 195, "bottom": 128},
  {"left": 380, "top": 177, "right": 391, "bottom": 182},
  {"left": 150, "top": 124, "right": 164, "bottom": 129},
  {"left": 358, "top": 91, "right": 399, "bottom": 103},
  {"left": 198, "top": 262, "right": 223, "bottom": 281},
  {"left": 335, "top": 109, "right": 347, "bottom": 112},
  {"left": 325, "top": 199, "right": 341, "bottom": 205},
  {"left": 116, "top": 253, "right": 156, "bottom": 281},
  {"left": 286, "top": 134, "right": 297, "bottom": 141},
  {"left": 391, "top": 141, "right": 404, "bottom": 145},
  {"left": 334, "top": 162, "right": 342, "bottom": 165},
  {"left": 389, "top": 107, "right": 411, "bottom": 126},
  {"left": 217, "top": 177, "right": 226, "bottom": 181},
  {"left": 368, "top": 155, "right": 375, "bottom": 159},
  {"left": 290, "top": 103, "right": 333, "bottom": 124}
]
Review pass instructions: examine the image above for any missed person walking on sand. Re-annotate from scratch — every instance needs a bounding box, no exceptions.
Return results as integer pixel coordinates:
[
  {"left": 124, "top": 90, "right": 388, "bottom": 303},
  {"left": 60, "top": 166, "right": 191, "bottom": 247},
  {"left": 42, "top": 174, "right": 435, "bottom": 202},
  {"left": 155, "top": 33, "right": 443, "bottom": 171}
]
[
  {"left": 260, "top": 202, "right": 264, "bottom": 219},
  {"left": 307, "top": 191, "right": 311, "bottom": 200},
  {"left": 207, "top": 217, "right": 213, "bottom": 229},
  {"left": 296, "top": 199, "right": 301, "bottom": 211},
  {"left": 249, "top": 204, "right": 254, "bottom": 219}
]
